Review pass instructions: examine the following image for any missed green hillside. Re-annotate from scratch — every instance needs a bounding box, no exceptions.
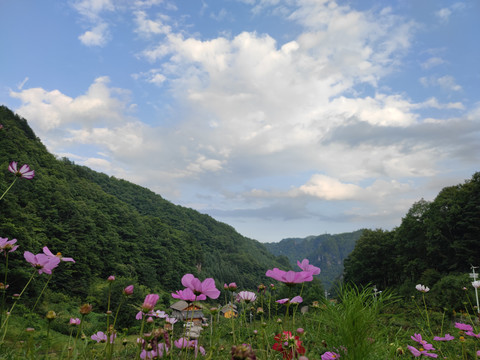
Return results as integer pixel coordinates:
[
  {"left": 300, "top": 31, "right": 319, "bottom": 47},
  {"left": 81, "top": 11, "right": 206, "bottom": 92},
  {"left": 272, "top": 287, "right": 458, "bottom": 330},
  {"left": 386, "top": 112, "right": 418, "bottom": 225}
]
[
  {"left": 344, "top": 172, "right": 480, "bottom": 309},
  {"left": 264, "top": 230, "right": 364, "bottom": 290},
  {"left": 0, "top": 105, "right": 289, "bottom": 303}
]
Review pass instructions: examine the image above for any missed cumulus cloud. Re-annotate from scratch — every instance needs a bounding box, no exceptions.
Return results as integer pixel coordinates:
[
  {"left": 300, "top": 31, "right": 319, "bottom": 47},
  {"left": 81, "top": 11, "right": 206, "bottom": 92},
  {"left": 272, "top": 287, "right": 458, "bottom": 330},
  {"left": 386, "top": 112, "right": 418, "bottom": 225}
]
[{"left": 9, "top": 0, "right": 478, "bottom": 240}]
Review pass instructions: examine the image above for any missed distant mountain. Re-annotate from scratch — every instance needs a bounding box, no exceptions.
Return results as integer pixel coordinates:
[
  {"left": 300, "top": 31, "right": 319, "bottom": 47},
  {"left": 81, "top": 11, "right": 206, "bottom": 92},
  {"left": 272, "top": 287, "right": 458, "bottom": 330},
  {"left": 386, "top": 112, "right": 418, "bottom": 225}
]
[
  {"left": 0, "top": 105, "right": 289, "bottom": 302},
  {"left": 264, "top": 230, "right": 364, "bottom": 290}
]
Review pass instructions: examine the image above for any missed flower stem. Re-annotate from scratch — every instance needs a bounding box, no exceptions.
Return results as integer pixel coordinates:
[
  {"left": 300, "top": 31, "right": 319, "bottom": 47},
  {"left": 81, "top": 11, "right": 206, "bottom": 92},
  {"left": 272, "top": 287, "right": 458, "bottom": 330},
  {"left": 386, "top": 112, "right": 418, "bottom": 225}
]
[
  {"left": 32, "top": 274, "right": 52, "bottom": 311},
  {"left": 0, "top": 178, "right": 17, "bottom": 202},
  {"left": 135, "top": 315, "right": 146, "bottom": 360},
  {"left": 0, "top": 268, "right": 37, "bottom": 341}
]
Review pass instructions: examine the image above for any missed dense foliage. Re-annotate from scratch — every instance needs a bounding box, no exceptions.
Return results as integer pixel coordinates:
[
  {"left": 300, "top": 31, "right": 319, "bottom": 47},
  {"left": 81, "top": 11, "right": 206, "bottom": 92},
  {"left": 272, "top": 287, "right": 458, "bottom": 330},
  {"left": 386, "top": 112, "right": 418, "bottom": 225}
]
[
  {"left": 344, "top": 172, "right": 480, "bottom": 308},
  {"left": 0, "top": 105, "right": 289, "bottom": 305},
  {"left": 265, "top": 230, "right": 363, "bottom": 290}
]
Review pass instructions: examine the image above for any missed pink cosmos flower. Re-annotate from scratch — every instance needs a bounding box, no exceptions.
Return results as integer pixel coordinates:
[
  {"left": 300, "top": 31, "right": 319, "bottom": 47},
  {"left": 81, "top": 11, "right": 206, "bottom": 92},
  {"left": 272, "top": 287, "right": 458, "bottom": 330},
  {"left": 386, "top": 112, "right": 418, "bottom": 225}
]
[
  {"left": 141, "top": 294, "right": 159, "bottom": 312},
  {"left": 455, "top": 322, "right": 473, "bottom": 332},
  {"left": 290, "top": 296, "right": 303, "bottom": 304},
  {"left": 8, "top": 162, "right": 35, "bottom": 179},
  {"left": 43, "top": 246, "right": 75, "bottom": 263},
  {"left": 433, "top": 334, "right": 454, "bottom": 341},
  {"left": 181, "top": 274, "right": 220, "bottom": 300},
  {"left": 154, "top": 310, "right": 167, "bottom": 318},
  {"left": 321, "top": 351, "right": 340, "bottom": 359},
  {"left": 107, "top": 275, "right": 115, "bottom": 282},
  {"left": 24, "top": 251, "right": 60, "bottom": 274},
  {"left": 266, "top": 268, "right": 313, "bottom": 285},
  {"left": 407, "top": 345, "right": 438, "bottom": 358},
  {"left": 166, "top": 316, "right": 177, "bottom": 325},
  {"left": 69, "top": 318, "right": 81, "bottom": 326},
  {"left": 411, "top": 333, "right": 434, "bottom": 350},
  {"left": 172, "top": 288, "right": 202, "bottom": 301},
  {"left": 0, "top": 237, "right": 19, "bottom": 254},
  {"left": 276, "top": 298, "right": 289, "bottom": 304},
  {"left": 236, "top": 291, "right": 257, "bottom": 303},
  {"left": 297, "top": 259, "right": 321, "bottom": 275},
  {"left": 472, "top": 281, "right": 480, "bottom": 289},
  {"left": 415, "top": 284, "right": 430, "bottom": 293},
  {"left": 123, "top": 285, "right": 134, "bottom": 296},
  {"left": 174, "top": 338, "right": 205, "bottom": 357},
  {"left": 466, "top": 331, "right": 480, "bottom": 338},
  {"left": 91, "top": 331, "right": 116, "bottom": 343},
  {"left": 141, "top": 344, "right": 167, "bottom": 359}
]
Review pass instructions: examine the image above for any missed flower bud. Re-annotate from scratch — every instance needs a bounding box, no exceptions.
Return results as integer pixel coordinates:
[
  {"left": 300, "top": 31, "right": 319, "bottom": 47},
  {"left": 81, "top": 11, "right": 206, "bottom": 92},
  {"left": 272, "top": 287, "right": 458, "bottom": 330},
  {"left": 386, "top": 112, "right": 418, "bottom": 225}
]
[
  {"left": 107, "top": 275, "right": 115, "bottom": 282},
  {"left": 46, "top": 310, "right": 57, "bottom": 320},
  {"left": 80, "top": 303, "right": 93, "bottom": 315},
  {"left": 123, "top": 285, "right": 134, "bottom": 296}
]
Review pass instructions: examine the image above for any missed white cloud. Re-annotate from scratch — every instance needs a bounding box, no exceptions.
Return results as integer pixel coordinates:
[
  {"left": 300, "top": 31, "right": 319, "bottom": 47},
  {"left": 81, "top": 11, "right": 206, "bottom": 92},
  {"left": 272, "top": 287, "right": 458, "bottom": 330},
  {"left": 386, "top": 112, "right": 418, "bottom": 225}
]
[
  {"left": 10, "top": 77, "right": 132, "bottom": 132},
  {"left": 297, "top": 174, "right": 362, "bottom": 200},
  {"left": 435, "top": 8, "right": 452, "bottom": 23},
  {"left": 421, "top": 57, "right": 445, "bottom": 69},
  {"left": 420, "top": 75, "right": 462, "bottom": 92},
  {"left": 133, "top": 11, "right": 172, "bottom": 37},
  {"left": 78, "top": 23, "right": 110, "bottom": 47}
]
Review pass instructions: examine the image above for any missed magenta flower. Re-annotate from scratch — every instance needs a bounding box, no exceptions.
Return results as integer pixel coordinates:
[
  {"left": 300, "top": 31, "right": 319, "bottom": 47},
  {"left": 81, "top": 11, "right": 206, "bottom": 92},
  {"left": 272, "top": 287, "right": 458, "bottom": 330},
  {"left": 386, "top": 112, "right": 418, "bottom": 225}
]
[
  {"left": 123, "top": 285, "right": 134, "bottom": 296},
  {"left": 0, "top": 237, "right": 19, "bottom": 254},
  {"left": 91, "top": 331, "right": 116, "bottom": 343},
  {"left": 174, "top": 338, "right": 205, "bottom": 357},
  {"left": 43, "top": 246, "right": 75, "bottom": 263},
  {"left": 141, "top": 294, "right": 159, "bottom": 312},
  {"left": 411, "top": 333, "right": 434, "bottom": 349},
  {"left": 24, "top": 251, "right": 60, "bottom": 274},
  {"left": 321, "top": 351, "right": 340, "bottom": 360},
  {"left": 455, "top": 322, "right": 473, "bottom": 332},
  {"left": 69, "top": 318, "right": 81, "bottom": 326},
  {"left": 141, "top": 344, "right": 167, "bottom": 359},
  {"left": 172, "top": 288, "right": 201, "bottom": 301},
  {"left": 433, "top": 334, "right": 454, "bottom": 341},
  {"left": 236, "top": 291, "right": 257, "bottom": 303},
  {"left": 107, "top": 275, "right": 115, "bottom": 282},
  {"left": 297, "top": 259, "right": 321, "bottom": 275},
  {"left": 8, "top": 162, "right": 35, "bottom": 179},
  {"left": 466, "top": 331, "right": 480, "bottom": 338},
  {"left": 407, "top": 345, "right": 438, "bottom": 358},
  {"left": 276, "top": 296, "right": 303, "bottom": 305},
  {"left": 181, "top": 274, "right": 220, "bottom": 300},
  {"left": 266, "top": 268, "right": 313, "bottom": 285},
  {"left": 290, "top": 296, "right": 303, "bottom": 304}
]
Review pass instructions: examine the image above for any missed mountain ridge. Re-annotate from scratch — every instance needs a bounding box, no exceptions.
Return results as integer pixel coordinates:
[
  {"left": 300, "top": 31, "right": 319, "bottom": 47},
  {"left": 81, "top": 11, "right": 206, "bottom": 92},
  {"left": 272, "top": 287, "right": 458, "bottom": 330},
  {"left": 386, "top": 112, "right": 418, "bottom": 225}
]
[{"left": 264, "top": 230, "right": 364, "bottom": 290}]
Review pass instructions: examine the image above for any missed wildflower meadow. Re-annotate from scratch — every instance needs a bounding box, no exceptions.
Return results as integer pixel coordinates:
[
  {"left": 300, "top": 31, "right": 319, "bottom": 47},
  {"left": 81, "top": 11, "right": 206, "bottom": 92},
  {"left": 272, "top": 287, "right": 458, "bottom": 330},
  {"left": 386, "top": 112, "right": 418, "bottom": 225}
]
[{"left": 2, "top": 161, "right": 480, "bottom": 359}]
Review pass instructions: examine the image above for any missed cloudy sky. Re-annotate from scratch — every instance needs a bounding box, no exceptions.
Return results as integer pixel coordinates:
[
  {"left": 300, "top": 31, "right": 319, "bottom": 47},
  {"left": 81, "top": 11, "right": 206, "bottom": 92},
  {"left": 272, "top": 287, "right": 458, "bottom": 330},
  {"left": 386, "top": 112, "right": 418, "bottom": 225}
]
[{"left": 1, "top": 0, "right": 479, "bottom": 243}]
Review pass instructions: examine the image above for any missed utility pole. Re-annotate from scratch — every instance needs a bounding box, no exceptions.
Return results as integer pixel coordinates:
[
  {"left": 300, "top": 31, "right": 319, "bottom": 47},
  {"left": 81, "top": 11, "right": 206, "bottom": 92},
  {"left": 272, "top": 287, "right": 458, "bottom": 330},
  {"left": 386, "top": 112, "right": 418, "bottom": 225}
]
[{"left": 470, "top": 266, "right": 480, "bottom": 313}]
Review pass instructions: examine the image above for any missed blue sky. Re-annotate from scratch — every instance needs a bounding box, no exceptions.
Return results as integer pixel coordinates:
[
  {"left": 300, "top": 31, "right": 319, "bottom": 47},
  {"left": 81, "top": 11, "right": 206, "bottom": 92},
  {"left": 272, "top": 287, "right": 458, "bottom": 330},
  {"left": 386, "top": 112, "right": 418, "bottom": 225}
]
[{"left": 1, "top": 0, "right": 479, "bottom": 243}]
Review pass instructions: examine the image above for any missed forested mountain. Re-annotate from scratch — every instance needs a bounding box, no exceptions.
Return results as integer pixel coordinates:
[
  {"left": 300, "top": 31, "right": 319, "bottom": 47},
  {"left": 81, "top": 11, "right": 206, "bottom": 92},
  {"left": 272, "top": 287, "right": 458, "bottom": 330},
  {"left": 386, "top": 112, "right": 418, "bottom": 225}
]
[
  {"left": 264, "top": 230, "right": 364, "bottom": 290},
  {"left": 344, "top": 173, "right": 480, "bottom": 307},
  {"left": 0, "top": 106, "right": 289, "bottom": 303}
]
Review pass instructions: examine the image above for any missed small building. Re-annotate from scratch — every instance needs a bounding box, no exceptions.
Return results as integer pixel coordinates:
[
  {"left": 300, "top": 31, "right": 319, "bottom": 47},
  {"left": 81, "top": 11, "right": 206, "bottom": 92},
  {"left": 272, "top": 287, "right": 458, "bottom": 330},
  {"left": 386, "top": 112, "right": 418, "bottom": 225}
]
[
  {"left": 220, "top": 302, "right": 238, "bottom": 318},
  {"left": 170, "top": 300, "right": 205, "bottom": 326}
]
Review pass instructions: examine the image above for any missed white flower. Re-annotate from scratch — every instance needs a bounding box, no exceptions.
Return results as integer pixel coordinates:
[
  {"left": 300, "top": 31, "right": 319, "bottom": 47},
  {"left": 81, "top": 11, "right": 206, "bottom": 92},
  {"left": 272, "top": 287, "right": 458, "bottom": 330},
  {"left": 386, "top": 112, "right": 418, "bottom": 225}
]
[
  {"left": 472, "top": 281, "right": 480, "bottom": 289},
  {"left": 415, "top": 284, "right": 430, "bottom": 293}
]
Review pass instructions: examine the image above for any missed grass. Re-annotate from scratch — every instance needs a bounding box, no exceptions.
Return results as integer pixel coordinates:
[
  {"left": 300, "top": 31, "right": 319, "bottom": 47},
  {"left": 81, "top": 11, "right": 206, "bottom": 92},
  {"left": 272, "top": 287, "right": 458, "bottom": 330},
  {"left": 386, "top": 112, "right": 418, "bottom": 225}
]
[{"left": 1, "top": 282, "right": 479, "bottom": 359}]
